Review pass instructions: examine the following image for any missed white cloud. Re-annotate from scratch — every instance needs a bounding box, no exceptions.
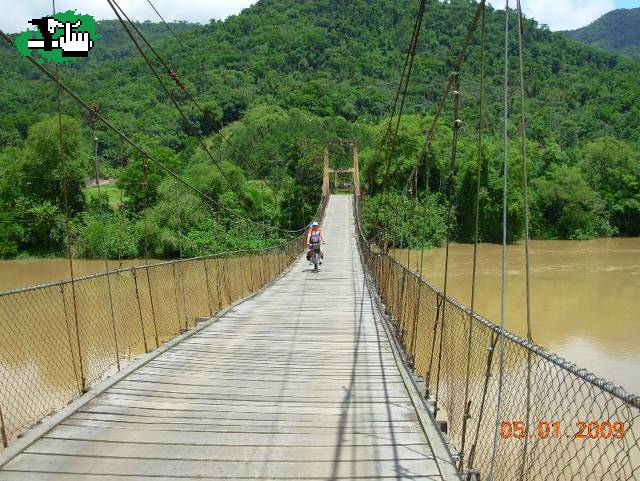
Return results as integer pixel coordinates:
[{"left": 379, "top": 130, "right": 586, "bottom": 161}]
[
  {"left": 0, "top": 0, "right": 258, "bottom": 34},
  {"left": 0, "top": 0, "right": 615, "bottom": 35},
  {"left": 488, "top": 0, "right": 615, "bottom": 30}
]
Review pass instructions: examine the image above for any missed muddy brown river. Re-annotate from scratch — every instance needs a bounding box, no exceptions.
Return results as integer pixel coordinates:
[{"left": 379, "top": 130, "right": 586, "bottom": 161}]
[
  {"left": 393, "top": 237, "right": 640, "bottom": 395},
  {"left": 1, "top": 239, "right": 639, "bottom": 395},
  {"left": 0, "top": 258, "right": 162, "bottom": 292}
]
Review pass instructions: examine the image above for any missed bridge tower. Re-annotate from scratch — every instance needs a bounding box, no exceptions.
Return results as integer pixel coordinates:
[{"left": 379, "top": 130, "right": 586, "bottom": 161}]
[{"left": 322, "top": 141, "right": 360, "bottom": 197}]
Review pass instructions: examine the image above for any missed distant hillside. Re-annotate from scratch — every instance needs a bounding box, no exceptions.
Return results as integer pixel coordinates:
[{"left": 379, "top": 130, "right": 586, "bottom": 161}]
[
  {"left": 1, "top": 0, "right": 639, "bottom": 257},
  {"left": 563, "top": 8, "right": 640, "bottom": 58},
  {"left": 85, "top": 20, "right": 200, "bottom": 63}
]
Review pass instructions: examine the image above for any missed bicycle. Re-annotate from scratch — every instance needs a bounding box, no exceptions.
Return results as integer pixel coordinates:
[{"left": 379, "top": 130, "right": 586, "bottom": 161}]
[{"left": 309, "top": 242, "right": 321, "bottom": 272}]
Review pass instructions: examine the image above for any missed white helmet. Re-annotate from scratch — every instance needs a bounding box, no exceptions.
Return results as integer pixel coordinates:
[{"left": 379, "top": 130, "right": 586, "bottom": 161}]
[{"left": 312, "top": 221, "right": 319, "bottom": 227}]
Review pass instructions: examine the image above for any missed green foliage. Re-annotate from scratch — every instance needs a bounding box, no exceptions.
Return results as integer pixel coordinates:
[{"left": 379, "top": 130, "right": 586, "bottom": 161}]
[
  {"left": 117, "top": 135, "right": 180, "bottom": 209},
  {"left": 84, "top": 184, "right": 125, "bottom": 209},
  {"left": 563, "top": 8, "right": 640, "bottom": 58},
  {"left": 0, "top": 0, "right": 639, "bottom": 261},
  {"left": 580, "top": 137, "right": 640, "bottom": 235},
  {"left": 361, "top": 191, "right": 448, "bottom": 249},
  {"left": 21, "top": 115, "right": 86, "bottom": 212},
  {"left": 531, "top": 164, "right": 614, "bottom": 239},
  {"left": 72, "top": 211, "right": 141, "bottom": 258},
  {"left": 0, "top": 211, "right": 27, "bottom": 258}
]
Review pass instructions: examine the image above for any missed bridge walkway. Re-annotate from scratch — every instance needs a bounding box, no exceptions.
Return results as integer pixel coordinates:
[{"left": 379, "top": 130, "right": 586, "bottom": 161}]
[{"left": 0, "top": 195, "right": 459, "bottom": 480}]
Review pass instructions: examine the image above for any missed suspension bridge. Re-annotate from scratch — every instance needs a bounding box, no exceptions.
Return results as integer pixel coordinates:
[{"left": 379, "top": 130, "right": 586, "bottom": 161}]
[
  {"left": 0, "top": 195, "right": 462, "bottom": 480},
  {"left": 0, "top": 0, "right": 639, "bottom": 479}
]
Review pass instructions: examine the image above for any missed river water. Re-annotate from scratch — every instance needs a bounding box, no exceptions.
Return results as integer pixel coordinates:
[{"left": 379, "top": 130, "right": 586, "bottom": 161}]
[
  {"left": 393, "top": 237, "right": 640, "bottom": 395},
  {"left": 0, "top": 258, "right": 161, "bottom": 292},
  {"left": 1, "top": 241, "right": 638, "bottom": 395}
]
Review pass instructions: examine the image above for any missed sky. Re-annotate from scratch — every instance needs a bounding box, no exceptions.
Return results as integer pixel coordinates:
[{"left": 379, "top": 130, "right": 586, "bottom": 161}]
[{"left": 0, "top": 0, "right": 638, "bottom": 34}]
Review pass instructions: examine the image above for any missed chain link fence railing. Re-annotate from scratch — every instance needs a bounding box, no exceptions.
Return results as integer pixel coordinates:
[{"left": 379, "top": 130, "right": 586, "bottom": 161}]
[
  {"left": 0, "top": 196, "right": 327, "bottom": 449},
  {"left": 354, "top": 197, "right": 639, "bottom": 481}
]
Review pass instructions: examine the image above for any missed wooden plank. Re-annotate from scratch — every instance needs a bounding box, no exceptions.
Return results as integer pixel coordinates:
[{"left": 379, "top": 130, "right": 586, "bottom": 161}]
[
  {"left": 5, "top": 453, "right": 440, "bottom": 478},
  {"left": 0, "top": 472, "right": 444, "bottom": 481},
  {"left": 26, "top": 438, "right": 434, "bottom": 460}
]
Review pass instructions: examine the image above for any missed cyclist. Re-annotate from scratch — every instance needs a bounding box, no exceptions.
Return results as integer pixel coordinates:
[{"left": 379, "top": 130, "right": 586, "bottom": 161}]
[{"left": 306, "top": 221, "right": 324, "bottom": 264}]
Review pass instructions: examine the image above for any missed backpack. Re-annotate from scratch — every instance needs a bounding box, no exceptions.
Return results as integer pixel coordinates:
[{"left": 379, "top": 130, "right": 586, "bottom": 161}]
[{"left": 310, "top": 230, "right": 321, "bottom": 244}]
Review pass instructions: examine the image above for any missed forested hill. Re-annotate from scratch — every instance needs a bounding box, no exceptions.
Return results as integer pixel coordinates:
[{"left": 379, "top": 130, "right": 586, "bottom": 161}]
[
  {"left": 0, "top": 0, "right": 639, "bottom": 259},
  {"left": 562, "top": 8, "right": 640, "bottom": 58},
  {"left": 80, "top": 20, "right": 199, "bottom": 63},
  {"left": 3, "top": 0, "right": 640, "bottom": 144}
]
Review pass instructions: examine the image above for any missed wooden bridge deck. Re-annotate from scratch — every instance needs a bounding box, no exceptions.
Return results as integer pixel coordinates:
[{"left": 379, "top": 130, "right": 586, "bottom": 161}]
[{"left": 0, "top": 195, "right": 459, "bottom": 481}]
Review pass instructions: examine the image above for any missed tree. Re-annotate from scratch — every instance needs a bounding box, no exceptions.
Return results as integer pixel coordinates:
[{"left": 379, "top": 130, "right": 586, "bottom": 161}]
[
  {"left": 580, "top": 137, "right": 640, "bottom": 234},
  {"left": 117, "top": 136, "right": 180, "bottom": 211},
  {"left": 21, "top": 115, "right": 86, "bottom": 213},
  {"left": 531, "top": 164, "right": 614, "bottom": 239}
]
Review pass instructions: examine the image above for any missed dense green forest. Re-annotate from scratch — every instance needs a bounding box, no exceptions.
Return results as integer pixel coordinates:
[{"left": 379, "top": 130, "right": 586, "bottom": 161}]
[
  {"left": 563, "top": 8, "right": 640, "bottom": 59},
  {"left": 0, "top": 0, "right": 639, "bottom": 259}
]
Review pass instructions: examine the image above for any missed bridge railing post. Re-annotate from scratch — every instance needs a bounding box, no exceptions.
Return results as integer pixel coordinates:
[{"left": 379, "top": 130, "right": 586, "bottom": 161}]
[
  {"left": 248, "top": 252, "right": 256, "bottom": 293},
  {"left": 245, "top": 253, "right": 252, "bottom": 295},
  {"left": 59, "top": 283, "right": 82, "bottom": 394},
  {"left": 222, "top": 256, "right": 232, "bottom": 306},
  {"left": 131, "top": 267, "right": 149, "bottom": 353},
  {"left": 409, "top": 281, "right": 423, "bottom": 367},
  {"left": 172, "top": 263, "right": 183, "bottom": 334},
  {"left": 214, "top": 258, "right": 223, "bottom": 312},
  {"left": 258, "top": 252, "right": 265, "bottom": 287},
  {"left": 143, "top": 267, "right": 160, "bottom": 349},
  {"left": 0, "top": 403, "right": 8, "bottom": 448},
  {"left": 398, "top": 270, "right": 408, "bottom": 342},
  {"left": 202, "top": 257, "right": 213, "bottom": 318}
]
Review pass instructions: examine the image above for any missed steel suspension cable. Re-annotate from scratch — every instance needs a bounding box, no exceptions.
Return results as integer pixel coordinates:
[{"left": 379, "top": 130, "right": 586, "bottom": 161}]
[
  {"left": 376, "top": 0, "right": 426, "bottom": 175},
  {"left": 488, "top": 3, "right": 511, "bottom": 479},
  {"left": 516, "top": 1, "right": 534, "bottom": 478},
  {"left": 173, "top": 179, "right": 188, "bottom": 331},
  {"left": 109, "top": 1, "right": 310, "bottom": 233},
  {"left": 408, "top": 171, "right": 423, "bottom": 366},
  {"left": 142, "top": 157, "right": 160, "bottom": 348},
  {"left": 106, "top": 0, "right": 252, "bottom": 212},
  {"left": 432, "top": 72, "right": 462, "bottom": 416},
  {"left": 52, "top": 0, "right": 86, "bottom": 393},
  {"left": 409, "top": 0, "right": 487, "bottom": 309},
  {"left": 116, "top": 139, "right": 126, "bottom": 269},
  {"left": 111, "top": 0, "right": 243, "bottom": 162},
  {"left": 378, "top": 0, "right": 427, "bottom": 250},
  {"left": 459, "top": 1, "right": 487, "bottom": 474},
  {"left": 90, "top": 111, "right": 121, "bottom": 372},
  {"left": 405, "top": 0, "right": 486, "bottom": 192},
  {"left": 417, "top": 145, "right": 431, "bottom": 280},
  {"left": 145, "top": 0, "right": 187, "bottom": 50}
]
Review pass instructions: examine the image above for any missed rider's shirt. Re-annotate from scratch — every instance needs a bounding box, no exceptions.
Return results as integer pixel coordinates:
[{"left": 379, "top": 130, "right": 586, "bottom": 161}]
[{"left": 308, "top": 228, "right": 322, "bottom": 245}]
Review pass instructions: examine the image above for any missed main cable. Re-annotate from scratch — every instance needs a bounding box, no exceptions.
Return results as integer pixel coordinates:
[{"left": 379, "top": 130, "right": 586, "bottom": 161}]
[
  {"left": 145, "top": 0, "right": 187, "bottom": 50},
  {"left": 106, "top": 0, "right": 252, "bottom": 212},
  {"left": 516, "top": 0, "right": 533, "bottom": 478},
  {"left": 405, "top": 0, "right": 486, "bottom": 193},
  {"left": 112, "top": 0, "right": 243, "bottom": 163},
  {"left": 375, "top": 0, "right": 426, "bottom": 183},
  {"left": 487, "top": 2, "right": 510, "bottom": 479},
  {"left": 460, "top": 1, "right": 486, "bottom": 472},
  {"left": 380, "top": 0, "right": 427, "bottom": 249}
]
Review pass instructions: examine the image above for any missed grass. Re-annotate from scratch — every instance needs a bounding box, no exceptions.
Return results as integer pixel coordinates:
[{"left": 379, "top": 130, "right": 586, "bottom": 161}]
[{"left": 84, "top": 184, "right": 128, "bottom": 209}]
